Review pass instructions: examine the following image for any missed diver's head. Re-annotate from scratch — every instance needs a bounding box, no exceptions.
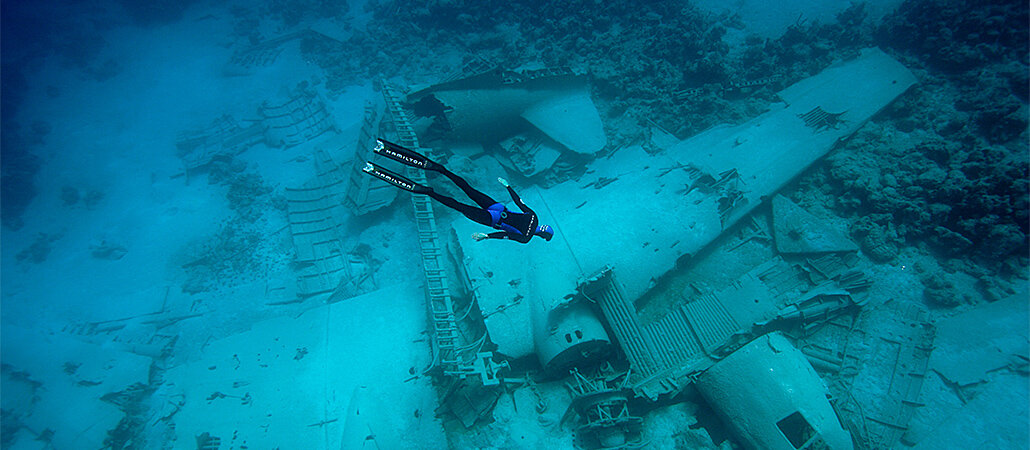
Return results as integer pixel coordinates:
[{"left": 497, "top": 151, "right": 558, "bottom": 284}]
[{"left": 535, "top": 225, "right": 554, "bottom": 241}]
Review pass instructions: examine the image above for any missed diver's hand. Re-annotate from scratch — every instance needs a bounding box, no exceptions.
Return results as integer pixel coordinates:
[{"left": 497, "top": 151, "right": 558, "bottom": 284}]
[
  {"left": 472, "top": 232, "right": 488, "bottom": 241},
  {"left": 497, "top": 177, "right": 509, "bottom": 188}
]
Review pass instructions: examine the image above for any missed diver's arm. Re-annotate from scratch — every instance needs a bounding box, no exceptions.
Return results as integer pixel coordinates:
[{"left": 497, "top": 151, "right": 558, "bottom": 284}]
[
  {"left": 506, "top": 186, "right": 535, "bottom": 214},
  {"left": 483, "top": 231, "right": 531, "bottom": 243},
  {"left": 498, "top": 177, "right": 531, "bottom": 213}
]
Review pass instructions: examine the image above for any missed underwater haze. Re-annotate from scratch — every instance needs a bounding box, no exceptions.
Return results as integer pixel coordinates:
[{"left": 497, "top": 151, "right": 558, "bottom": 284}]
[{"left": 2, "top": 0, "right": 1028, "bottom": 448}]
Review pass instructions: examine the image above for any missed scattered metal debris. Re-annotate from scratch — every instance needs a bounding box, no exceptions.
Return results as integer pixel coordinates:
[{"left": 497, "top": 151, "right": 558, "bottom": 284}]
[
  {"left": 771, "top": 195, "right": 858, "bottom": 254},
  {"left": 406, "top": 66, "right": 606, "bottom": 155},
  {"left": 563, "top": 366, "right": 645, "bottom": 449},
  {"left": 306, "top": 418, "right": 338, "bottom": 427},
  {"left": 260, "top": 82, "right": 335, "bottom": 147},
  {"left": 89, "top": 240, "right": 128, "bottom": 260},
  {"left": 496, "top": 134, "right": 562, "bottom": 177},
  {"left": 195, "top": 432, "right": 221, "bottom": 450},
  {"left": 285, "top": 146, "right": 352, "bottom": 302},
  {"left": 695, "top": 332, "right": 854, "bottom": 450},
  {"left": 673, "top": 74, "right": 784, "bottom": 101},
  {"left": 343, "top": 100, "right": 397, "bottom": 215},
  {"left": 175, "top": 114, "right": 264, "bottom": 175},
  {"left": 438, "top": 378, "right": 503, "bottom": 428},
  {"left": 224, "top": 29, "right": 344, "bottom": 75},
  {"left": 829, "top": 300, "right": 934, "bottom": 449},
  {"left": 798, "top": 106, "right": 847, "bottom": 131}
]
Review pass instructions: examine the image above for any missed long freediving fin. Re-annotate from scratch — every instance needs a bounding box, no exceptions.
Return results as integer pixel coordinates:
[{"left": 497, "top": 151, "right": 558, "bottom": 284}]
[
  {"left": 373, "top": 138, "right": 443, "bottom": 172},
  {"left": 362, "top": 161, "right": 432, "bottom": 194}
]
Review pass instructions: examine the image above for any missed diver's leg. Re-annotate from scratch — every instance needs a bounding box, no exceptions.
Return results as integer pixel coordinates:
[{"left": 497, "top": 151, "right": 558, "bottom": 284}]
[
  {"left": 373, "top": 138, "right": 443, "bottom": 172},
  {"left": 374, "top": 138, "right": 499, "bottom": 209},
  {"left": 362, "top": 162, "right": 431, "bottom": 194},
  {"left": 426, "top": 191, "right": 493, "bottom": 227},
  {"left": 437, "top": 168, "right": 498, "bottom": 209}
]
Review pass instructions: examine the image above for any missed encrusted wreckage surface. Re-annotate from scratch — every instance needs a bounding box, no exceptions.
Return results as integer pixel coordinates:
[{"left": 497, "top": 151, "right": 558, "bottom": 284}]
[{"left": 460, "top": 48, "right": 916, "bottom": 361}]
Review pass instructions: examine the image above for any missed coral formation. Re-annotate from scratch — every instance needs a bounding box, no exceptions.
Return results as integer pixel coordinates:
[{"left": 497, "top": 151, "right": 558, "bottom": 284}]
[
  {"left": 920, "top": 270, "right": 964, "bottom": 307},
  {"left": 296, "top": 0, "right": 1026, "bottom": 279},
  {"left": 179, "top": 161, "right": 280, "bottom": 294},
  {"left": 302, "top": 1, "right": 766, "bottom": 139},
  {"left": 858, "top": 224, "right": 900, "bottom": 263},
  {"left": 117, "top": 0, "right": 198, "bottom": 26},
  {"left": 0, "top": 134, "right": 41, "bottom": 230},
  {"left": 794, "top": 0, "right": 1029, "bottom": 275},
  {"left": 15, "top": 233, "right": 61, "bottom": 264},
  {"left": 83, "top": 189, "right": 105, "bottom": 210},
  {"left": 60, "top": 186, "right": 80, "bottom": 206},
  {"left": 877, "top": 0, "right": 1028, "bottom": 75},
  {"left": 268, "top": 0, "right": 349, "bottom": 27},
  {"left": 90, "top": 240, "right": 128, "bottom": 260},
  {"left": 179, "top": 220, "right": 267, "bottom": 294},
  {"left": 225, "top": 173, "right": 274, "bottom": 222},
  {"left": 299, "top": 1, "right": 890, "bottom": 147}
]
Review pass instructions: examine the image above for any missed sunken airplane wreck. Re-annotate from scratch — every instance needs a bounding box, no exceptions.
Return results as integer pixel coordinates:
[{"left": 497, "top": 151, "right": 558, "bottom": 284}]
[
  {"left": 344, "top": 49, "right": 917, "bottom": 449},
  {"left": 161, "top": 49, "right": 916, "bottom": 448},
  {"left": 404, "top": 66, "right": 609, "bottom": 179}
]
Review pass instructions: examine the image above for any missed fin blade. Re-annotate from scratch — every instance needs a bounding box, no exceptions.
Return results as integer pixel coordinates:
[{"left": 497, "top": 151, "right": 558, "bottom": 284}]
[{"left": 363, "top": 162, "right": 429, "bottom": 194}]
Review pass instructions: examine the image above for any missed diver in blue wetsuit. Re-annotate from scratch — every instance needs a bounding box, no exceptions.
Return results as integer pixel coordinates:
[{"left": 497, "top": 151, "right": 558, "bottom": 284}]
[{"left": 363, "top": 138, "right": 555, "bottom": 244}]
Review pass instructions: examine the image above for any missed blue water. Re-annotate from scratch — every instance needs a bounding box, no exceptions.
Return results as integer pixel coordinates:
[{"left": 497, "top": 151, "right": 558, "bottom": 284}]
[{"left": 2, "top": 0, "right": 1027, "bottom": 448}]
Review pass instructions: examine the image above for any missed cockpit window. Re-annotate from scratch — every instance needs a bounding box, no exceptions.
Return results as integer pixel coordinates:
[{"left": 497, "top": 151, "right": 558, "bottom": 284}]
[{"left": 777, "top": 411, "right": 816, "bottom": 449}]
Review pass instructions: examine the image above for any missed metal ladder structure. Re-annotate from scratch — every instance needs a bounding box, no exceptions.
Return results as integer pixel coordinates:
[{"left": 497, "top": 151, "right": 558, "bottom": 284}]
[
  {"left": 380, "top": 83, "right": 464, "bottom": 378},
  {"left": 343, "top": 101, "right": 397, "bottom": 216}
]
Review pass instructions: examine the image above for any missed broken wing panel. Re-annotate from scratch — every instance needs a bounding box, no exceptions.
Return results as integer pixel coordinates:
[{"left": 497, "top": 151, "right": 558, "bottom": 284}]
[
  {"left": 777, "top": 47, "right": 917, "bottom": 116},
  {"left": 520, "top": 88, "right": 607, "bottom": 155}
]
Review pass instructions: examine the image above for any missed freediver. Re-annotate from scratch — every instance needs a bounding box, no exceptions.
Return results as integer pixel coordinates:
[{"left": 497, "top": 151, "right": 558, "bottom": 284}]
[{"left": 363, "top": 138, "right": 555, "bottom": 244}]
